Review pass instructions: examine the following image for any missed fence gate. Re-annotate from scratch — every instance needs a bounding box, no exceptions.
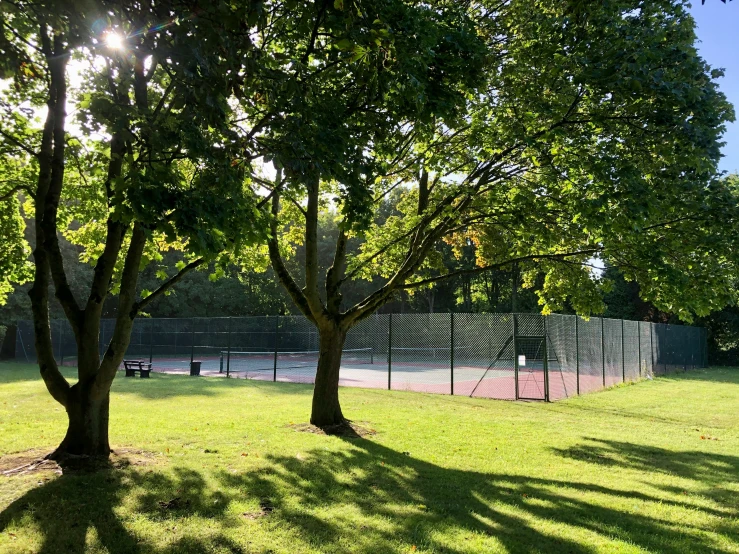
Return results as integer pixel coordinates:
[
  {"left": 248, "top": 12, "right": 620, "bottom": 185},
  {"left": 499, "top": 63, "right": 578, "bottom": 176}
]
[
  {"left": 515, "top": 334, "right": 548, "bottom": 401},
  {"left": 513, "top": 314, "right": 549, "bottom": 400}
]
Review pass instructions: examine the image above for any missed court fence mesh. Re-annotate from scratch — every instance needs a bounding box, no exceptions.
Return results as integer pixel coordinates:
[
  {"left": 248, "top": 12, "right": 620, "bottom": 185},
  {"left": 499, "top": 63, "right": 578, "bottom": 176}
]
[{"left": 13, "top": 313, "right": 708, "bottom": 402}]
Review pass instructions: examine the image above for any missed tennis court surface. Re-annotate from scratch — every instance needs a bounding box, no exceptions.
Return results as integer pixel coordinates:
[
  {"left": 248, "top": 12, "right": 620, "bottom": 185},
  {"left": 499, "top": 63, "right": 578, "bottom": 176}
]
[{"left": 15, "top": 313, "right": 707, "bottom": 402}]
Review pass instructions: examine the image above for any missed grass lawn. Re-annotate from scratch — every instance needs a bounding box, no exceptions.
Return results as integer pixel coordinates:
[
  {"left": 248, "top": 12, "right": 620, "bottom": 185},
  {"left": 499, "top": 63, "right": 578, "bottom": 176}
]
[{"left": 0, "top": 364, "right": 737, "bottom": 553}]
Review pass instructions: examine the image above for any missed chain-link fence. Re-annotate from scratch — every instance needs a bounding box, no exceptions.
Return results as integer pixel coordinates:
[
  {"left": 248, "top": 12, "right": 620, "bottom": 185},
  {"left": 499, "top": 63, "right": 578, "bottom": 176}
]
[{"left": 13, "top": 313, "right": 707, "bottom": 401}]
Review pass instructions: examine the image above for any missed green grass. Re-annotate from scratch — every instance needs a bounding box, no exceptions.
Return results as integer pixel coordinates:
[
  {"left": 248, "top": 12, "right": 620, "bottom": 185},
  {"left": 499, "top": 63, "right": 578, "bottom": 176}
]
[{"left": 0, "top": 364, "right": 737, "bottom": 554}]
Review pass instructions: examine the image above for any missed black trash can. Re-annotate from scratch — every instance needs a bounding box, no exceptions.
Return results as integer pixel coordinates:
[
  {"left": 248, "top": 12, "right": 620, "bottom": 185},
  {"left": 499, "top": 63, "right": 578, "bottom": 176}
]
[{"left": 190, "top": 361, "right": 201, "bottom": 376}]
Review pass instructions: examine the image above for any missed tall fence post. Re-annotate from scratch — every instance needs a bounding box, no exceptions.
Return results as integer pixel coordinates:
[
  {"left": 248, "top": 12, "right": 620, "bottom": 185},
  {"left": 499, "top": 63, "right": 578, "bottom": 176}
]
[
  {"left": 226, "top": 317, "right": 232, "bottom": 376},
  {"left": 543, "top": 316, "right": 549, "bottom": 401},
  {"left": 621, "top": 319, "right": 626, "bottom": 383},
  {"left": 650, "top": 322, "right": 655, "bottom": 376},
  {"left": 190, "top": 318, "right": 196, "bottom": 365},
  {"left": 450, "top": 312, "right": 455, "bottom": 396},
  {"left": 637, "top": 321, "right": 642, "bottom": 378},
  {"left": 684, "top": 327, "right": 688, "bottom": 372},
  {"left": 575, "top": 316, "right": 580, "bottom": 395},
  {"left": 149, "top": 319, "right": 154, "bottom": 365},
  {"left": 273, "top": 315, "right": 279, "bottom": 382},
  {"left": 513, "top": 314, "right": 519, "bottom": 400},
  {"left": 601, "top": 317, "right": 606, "bottom": 388},
  {"left": 387, "top": 313, "right": 393, "bottom": 391}
]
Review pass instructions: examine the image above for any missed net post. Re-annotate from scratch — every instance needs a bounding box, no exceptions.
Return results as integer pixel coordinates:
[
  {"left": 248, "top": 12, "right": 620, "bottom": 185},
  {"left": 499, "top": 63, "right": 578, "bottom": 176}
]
[
  {"left": 190, "top": 318, "right": 195, "bottom": 365},
  {"left": 513, "top": 314, "right": 519, "bottom": 400},
  {"left": 621, "top": 318, "right": 626, "bottom": 383},
  {"left": 450, "top": 312, "right": 454, "bottom": 396},
  {"left": 601, "top": 317, "right": 606, "bottom": 389},
  {"left": 575, "top": 316, "right": 580, "bottom": 395},
  {"left": 273, "top": 315, "right": 279, "bottom": 382},
  {"left": 388, "top": 313, "right": 393, "bottom": 391},
  {"left": 226, "top": 317, "right": 232, "bottom": 376},
  {"left": 149, "top": 319, "right": 154, "bottom": 365},
  {"left": 543, "top": 316, "right": 549, "bottom": 402}
]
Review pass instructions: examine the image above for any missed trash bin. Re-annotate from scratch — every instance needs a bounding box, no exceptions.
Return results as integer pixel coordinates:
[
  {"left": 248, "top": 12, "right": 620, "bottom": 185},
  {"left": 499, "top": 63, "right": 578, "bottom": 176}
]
[{"left": 190, "top": 361, "right": 201, "bottom": 376}]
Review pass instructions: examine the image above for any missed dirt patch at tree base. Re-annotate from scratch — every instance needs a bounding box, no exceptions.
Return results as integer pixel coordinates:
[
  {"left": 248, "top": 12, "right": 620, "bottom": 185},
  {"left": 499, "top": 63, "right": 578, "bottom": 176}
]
[
  {"left": 0, "top": 447, "right": 158, "bottom": 477},
  {"left": 288, "top": 421, "right": 377, "bottom": 438}
]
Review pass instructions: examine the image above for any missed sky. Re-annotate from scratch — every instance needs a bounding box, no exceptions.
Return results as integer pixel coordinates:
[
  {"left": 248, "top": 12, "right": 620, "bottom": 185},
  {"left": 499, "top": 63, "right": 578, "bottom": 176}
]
[{"left": 687, "top": 1, "right": 739, "bottom": 175}]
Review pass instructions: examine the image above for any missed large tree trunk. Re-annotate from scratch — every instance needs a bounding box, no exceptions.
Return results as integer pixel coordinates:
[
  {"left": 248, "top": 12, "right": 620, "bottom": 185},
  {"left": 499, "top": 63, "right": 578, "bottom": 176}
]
[
  {"left": 310, "top": 324, "right": 347, "bottom": 427},
  {"left": 51, "top": 378, "right": 110, "bottom": 458}
]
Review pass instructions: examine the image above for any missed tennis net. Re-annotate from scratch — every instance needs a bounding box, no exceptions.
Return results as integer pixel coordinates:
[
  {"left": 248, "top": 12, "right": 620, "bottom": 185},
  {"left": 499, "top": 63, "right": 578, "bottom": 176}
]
[{"left": 220, "top": 347, "right": 374, "bottom": 373}]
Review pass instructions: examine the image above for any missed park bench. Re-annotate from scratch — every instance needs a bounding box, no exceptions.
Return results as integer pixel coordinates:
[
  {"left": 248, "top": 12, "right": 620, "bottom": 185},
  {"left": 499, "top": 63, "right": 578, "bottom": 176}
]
[{"left": 123, "top": 359, "right": 152, "bottom": 378}]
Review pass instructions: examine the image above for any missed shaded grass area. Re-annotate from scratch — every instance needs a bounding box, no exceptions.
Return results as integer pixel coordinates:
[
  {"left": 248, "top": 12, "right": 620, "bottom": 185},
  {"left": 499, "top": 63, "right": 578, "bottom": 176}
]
[{"left": 0, "top": 363, "right": 737, "bottom": 553}]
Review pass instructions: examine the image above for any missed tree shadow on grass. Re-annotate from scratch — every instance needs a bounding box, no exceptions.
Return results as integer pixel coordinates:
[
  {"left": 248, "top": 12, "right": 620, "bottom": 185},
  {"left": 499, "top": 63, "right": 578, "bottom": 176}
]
[
  {"left": 1, "top": 437, "right": 737, "bottom": 553},
  {"left": 0, "top": 456, "right": 245, "bottom": 554},
  {"left": 216, "top": 436, "right": 739, "bottom": 554},
  {"left": 553, "top": 437, "right": 739, "bottom": 510}
]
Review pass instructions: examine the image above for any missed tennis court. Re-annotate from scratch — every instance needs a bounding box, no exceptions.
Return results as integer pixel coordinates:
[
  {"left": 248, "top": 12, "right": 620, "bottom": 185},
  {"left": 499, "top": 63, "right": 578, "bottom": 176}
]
[{"left": 14, "top": 313, "right": 707, "bottom": 402}]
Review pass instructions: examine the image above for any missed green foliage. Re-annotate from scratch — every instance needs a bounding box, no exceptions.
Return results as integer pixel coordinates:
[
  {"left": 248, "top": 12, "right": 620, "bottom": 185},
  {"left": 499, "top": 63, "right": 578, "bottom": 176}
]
[
  {"left": 250, "top": 0, "right": 487, "bottom": 231},
  {"left": 0, "top": 195, "right": 31, "bottom": 305},
  {"left": 0, "top": 0, "right": 272, "bottom": 313},
  {"left": 343, "top": 0, "right": 737, "bottom": 321}
]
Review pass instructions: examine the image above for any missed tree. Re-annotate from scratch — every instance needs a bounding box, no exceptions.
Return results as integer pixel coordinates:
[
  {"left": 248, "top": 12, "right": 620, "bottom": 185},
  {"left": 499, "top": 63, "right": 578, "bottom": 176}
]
[
  {"left": 260, "top": 0, "right": 737, "bottom": 426},
  {"left": 0, "top": 0, "right": 265, "bottom": 458}
]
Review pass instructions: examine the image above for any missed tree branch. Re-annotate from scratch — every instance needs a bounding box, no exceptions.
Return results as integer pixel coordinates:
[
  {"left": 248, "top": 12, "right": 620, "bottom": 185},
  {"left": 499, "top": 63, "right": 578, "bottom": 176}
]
[
  {"left": 0, "top": 183, "right": 36, "bottom": 202},
  {"left": 29, "top": 22, "right": 71, "bottom": 407},
  {"left": 325, "top": 229, "right": 347, "bottom": 316},
  {"left": 267, "top": 171, "right": 316, "bottom": 324},
  {"left": 300, "top": 0, "right": 330, "bottom": 65},
  {"left": 95, "top": 223, "right": 148, "bottom": 394},
  {"left": 0, "top": 128, "right": 38, "bottom": 158},
  {"left": 133, "top": 258, "right": 205, "bottom": 314},
  {"left": 302, "top": 175, "right": 327, "bottom": 318},
  {"left": 399, "top": 249, "right": 602, "bottom": 289}
]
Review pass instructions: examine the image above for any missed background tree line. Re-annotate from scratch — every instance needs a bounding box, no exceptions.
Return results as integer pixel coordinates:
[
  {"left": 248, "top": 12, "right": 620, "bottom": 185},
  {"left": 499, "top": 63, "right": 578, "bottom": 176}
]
[{"left": 4, "top": 181, "right": 739, "bottom": 366}]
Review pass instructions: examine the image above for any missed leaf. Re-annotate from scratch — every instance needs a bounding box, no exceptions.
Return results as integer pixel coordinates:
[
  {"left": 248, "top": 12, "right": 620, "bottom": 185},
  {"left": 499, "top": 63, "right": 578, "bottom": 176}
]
[{"left": 336, "top": 38, "right": 353, "bottom": 50}]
